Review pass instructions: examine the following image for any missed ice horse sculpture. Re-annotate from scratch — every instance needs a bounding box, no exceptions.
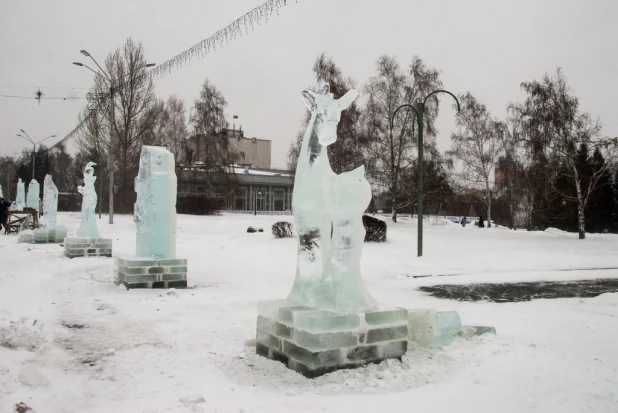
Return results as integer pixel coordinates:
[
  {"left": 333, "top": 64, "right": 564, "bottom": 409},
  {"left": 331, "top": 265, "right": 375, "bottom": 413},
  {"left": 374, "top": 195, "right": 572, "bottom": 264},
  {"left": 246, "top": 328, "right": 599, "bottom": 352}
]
[
  {"left": 114, "top": 146, "right": 187, "bottom": 289},
  {"left": 32, "top": 175, "right": 67, "bottom": 243},
  {"left": 256, "top": 84, "right": 408, "bottom": 377},
  {"left": 64, "top": 162, "right": 112, "bottom": 257},
  {"left": 16, "top": 179, "right": 26, "bottom": 210}
]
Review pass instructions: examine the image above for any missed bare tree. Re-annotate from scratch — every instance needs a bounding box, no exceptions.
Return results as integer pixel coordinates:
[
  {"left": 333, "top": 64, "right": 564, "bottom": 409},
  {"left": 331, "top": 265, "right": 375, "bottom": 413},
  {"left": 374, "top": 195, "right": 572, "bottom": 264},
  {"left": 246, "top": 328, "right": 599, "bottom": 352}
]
[
  {"left": 76, "top": 38, "right": 161, "bottom": 212},
  {"left": 364, "top": 55, "right": 443, "bottom": 222},
  {"left": 447, "top": 92, "right": 505, "bottom": 227},
  {"left": 510, "top": 68, "right": 616, "bottom": 239},
  {"left": 287, "top": 53, "right": 366, "bottom": 174},
  {"left": 159, "top": 95, "right": 188, "bottom": 164}
]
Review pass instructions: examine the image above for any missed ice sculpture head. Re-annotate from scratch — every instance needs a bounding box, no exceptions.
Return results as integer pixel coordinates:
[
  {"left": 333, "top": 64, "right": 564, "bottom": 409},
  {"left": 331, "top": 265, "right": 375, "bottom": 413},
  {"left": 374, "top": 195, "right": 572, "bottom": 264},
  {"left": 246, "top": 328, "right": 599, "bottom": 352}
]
[
  {"left": 84, "top": 162, "right": 97, "bottom": 177},
  {"left": 301, "top": 83, "right": 359, "bottom": 146}
]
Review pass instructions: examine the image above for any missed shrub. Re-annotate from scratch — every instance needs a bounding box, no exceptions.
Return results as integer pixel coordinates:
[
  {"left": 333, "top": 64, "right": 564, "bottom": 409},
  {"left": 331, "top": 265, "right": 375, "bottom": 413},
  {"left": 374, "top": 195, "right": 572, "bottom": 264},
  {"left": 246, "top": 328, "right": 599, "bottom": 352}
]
[
  {"left": 363, "top": 215, "right": 387, "bottom": 242},
  {"left": 272, "top": 221, "right": 294, "bottom": 238},
  {"left": 176, "top": 193, "right": 221, "bottom": 215}
]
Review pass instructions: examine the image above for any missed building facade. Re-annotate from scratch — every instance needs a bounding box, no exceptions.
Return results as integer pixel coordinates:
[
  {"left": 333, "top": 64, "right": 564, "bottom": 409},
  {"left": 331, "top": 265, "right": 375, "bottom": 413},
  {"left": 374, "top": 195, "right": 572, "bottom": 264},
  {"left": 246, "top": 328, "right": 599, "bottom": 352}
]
[{"left": 178, "top": 128, "right": 294, "bottom": 212}]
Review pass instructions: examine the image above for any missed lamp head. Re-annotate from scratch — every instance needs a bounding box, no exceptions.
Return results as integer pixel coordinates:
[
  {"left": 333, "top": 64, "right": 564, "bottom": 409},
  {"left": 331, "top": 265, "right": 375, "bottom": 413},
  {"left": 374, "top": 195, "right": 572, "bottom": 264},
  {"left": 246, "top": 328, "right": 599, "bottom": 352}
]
[
  {"left": 145, "top": 63, "right": 155, "bottom": 68},
  {"left": 80, "top": 50, "right": 91, "bottom": 57},
  {"left": 73, "top": 62, "right": 83, "bottom": 67}
]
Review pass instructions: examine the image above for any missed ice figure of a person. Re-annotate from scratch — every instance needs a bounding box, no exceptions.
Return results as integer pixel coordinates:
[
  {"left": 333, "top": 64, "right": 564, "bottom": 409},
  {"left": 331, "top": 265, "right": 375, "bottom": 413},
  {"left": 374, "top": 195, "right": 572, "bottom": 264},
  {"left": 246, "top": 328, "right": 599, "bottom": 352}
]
[
  {"left": 43, "top": 175, "right": 59, "bottom": 229},
  {"left": 134, "top": 146, "right": 177, "bottom": 259},
  {"left": 77, "top": 162, "right": 99, "bottom": 238},
  {"left": 287, "top": 83, "right": 377, "bottom": 313}
]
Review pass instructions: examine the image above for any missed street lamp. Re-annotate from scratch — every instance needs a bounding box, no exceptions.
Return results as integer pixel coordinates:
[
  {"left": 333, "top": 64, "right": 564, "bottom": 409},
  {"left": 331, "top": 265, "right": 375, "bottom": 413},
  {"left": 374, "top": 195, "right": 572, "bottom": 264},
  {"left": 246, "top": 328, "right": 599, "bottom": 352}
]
[
  {"left": 254, "top": 190, "right": 262, "bottom": 215},
  {"left": 16, "top": 130, "right": 57, "bottom": 182},
  {"left": 73, "top": 49, "right": 155, "bottom": 224},
  {"left": 390, "top": 90, "right": 461, "bottom": 257}
]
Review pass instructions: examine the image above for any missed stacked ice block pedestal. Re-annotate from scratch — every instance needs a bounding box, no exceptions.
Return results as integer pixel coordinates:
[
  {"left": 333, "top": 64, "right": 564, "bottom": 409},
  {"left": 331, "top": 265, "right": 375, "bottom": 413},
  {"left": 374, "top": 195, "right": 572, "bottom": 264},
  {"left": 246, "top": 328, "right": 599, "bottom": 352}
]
[{"left": 257, "top": 300, "right": 409, "bottom": 378}]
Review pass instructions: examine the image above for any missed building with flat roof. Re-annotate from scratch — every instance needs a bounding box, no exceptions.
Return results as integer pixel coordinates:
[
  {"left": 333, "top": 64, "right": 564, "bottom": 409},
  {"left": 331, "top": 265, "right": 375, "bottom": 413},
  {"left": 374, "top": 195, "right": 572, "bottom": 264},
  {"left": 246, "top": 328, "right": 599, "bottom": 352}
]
[{"left": 178, "top": 129, "right": 293, "bottom": 212}]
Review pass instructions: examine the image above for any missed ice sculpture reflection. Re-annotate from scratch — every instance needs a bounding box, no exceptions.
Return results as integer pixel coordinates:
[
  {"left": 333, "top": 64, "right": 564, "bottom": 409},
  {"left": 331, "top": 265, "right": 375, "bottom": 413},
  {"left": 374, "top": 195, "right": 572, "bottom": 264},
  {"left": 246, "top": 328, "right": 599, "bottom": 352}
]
[
  {"left": 287, "top": 83, "right": 377, "bottom": 313},
  {"left": 134, "top": 146, "right": 177, "bottom": 259},
  {"left": 77, "top": 162, "right": 99, "bottom": 238},
  {"left": 43, "top": 175, "right": 58, "bottom": 229}
]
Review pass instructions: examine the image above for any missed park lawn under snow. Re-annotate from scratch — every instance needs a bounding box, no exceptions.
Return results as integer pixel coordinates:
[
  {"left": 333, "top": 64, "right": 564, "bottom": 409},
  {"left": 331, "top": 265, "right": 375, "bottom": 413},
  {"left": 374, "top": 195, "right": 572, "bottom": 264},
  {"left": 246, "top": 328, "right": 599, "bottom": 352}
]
[{"left": 1, "top": 212, "right": 617, "bottom": 413}]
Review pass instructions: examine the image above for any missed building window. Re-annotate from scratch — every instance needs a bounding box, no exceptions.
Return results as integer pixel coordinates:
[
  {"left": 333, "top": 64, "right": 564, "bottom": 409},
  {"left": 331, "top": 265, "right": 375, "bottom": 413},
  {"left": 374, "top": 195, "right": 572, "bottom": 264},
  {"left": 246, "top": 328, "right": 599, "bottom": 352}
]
[
  {"left": 274, "top": 188, "right": 285, "bottom": 211},
  {"left": 235, "top": 187, "right": 247, "bottom": 210}
]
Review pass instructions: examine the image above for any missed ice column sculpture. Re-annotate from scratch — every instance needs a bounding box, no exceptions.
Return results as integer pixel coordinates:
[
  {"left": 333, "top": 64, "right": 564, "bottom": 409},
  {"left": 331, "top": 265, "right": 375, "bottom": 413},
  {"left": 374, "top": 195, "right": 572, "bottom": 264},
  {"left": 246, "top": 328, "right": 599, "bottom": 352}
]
[
  {"left": 43, "top": 175, "right": 58, "bottom": 229},
  {"left": 134, "top": 146, "right": 177, "bottom": 258},
  {"left": 76, "top": 162, "right": 99, "bottom": 238},
  {"left": 16, "top": 179, "right": 25, "bottom": 210},
  {"left": 26, "top": 180, "right": 40, "bottom": 210},
  {"left": 287, "top": 83, "right": 376, "bottom": 313}
]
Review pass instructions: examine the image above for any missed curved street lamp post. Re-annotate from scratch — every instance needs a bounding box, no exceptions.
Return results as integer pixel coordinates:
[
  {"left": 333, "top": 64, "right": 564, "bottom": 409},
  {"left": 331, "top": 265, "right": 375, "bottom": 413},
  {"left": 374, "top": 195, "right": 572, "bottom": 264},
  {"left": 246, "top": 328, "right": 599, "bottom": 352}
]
[
  {"left": 390, "top": 90, "right": 461, "bottom": 257},
  {"left": 16, "top": 130, "right": 57, "bottom": 182},
  {"left": 73, "top": 50, "right": 155, "bottom": 224}
]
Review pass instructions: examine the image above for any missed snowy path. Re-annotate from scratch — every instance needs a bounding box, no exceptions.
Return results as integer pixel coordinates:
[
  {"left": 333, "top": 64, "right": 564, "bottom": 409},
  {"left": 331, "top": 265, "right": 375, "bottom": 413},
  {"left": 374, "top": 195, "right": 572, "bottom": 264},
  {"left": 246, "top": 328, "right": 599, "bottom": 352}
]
[{"left": 1, "top": 213, "right": 617, "bottom": 412}]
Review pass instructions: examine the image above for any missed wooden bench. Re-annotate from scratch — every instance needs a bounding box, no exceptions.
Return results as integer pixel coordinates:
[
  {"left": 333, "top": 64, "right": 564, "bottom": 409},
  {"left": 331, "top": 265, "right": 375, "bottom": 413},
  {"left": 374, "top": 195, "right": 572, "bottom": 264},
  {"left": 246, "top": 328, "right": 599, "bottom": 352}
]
[{"left": 4, "top": 209, "right": 39, "bottom": 235}]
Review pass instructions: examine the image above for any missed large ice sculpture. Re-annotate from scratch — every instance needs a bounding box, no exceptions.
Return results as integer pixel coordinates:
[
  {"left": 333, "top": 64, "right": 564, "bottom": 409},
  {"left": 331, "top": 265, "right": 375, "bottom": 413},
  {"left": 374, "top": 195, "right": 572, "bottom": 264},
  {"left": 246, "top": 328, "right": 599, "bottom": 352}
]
[
  {"left": 26, "top": 180, "right": 40, "bottom": 210},
  {"left": 43, "top": 175, "right": 58, "bottom": 229},
  {"left": 134, "top": 146, "right": 177, "bottom": 258},
  {"left": 114, "top": 146, "right": 187, "bottom": 289},
  {"left": 256, "top": 85, "right": 403, "bottom": 378},
  {"left": 16, "top": 179, "right": 25, "bottom": 210},
  {"left": 287, "top": 83, "right": 376, "bottom": 313},
  {"left": 76, "top": 162, "right": 99, "bottom": 238}
]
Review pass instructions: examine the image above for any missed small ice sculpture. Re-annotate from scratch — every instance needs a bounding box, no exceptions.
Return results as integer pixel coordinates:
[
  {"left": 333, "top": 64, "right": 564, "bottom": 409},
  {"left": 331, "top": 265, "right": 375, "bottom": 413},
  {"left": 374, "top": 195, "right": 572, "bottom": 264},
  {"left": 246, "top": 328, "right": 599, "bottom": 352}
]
[
  {"left": 287, "top": 83, "right": 377, "bottom": 313},
  {"left": 77, "top": 162, "right": 99, "bottom": 238},
  {"left": 43, "top": 175, "right": 58, "bottom": 229},
  {"left": 16, "top": 179, "right": 26, "bottom": 210},
  {"left": 26, "top": 180, "right": 40, "bottom": 210},
  {"left": 0, "top": 185, "right": 3, "bottom": 198},
  {"left": 134, "top": 146, "right": 177, "bottom": 258}
]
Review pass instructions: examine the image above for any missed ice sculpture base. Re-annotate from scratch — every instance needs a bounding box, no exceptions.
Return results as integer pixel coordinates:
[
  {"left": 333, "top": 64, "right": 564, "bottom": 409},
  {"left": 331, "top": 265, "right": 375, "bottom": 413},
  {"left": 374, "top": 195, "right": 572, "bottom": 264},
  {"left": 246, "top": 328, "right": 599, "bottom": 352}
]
[
  {"left": 113, "top": 256, "right": 188, "bottom": 289},
  {"left": 33, "top": 226, "right": 68, "bottom": 244},
  {"left": 256, "top": 299, "right": 408, "bottom": 378},
  {"left": 64, "top": 237, "right": 113, "bottom": 258}
]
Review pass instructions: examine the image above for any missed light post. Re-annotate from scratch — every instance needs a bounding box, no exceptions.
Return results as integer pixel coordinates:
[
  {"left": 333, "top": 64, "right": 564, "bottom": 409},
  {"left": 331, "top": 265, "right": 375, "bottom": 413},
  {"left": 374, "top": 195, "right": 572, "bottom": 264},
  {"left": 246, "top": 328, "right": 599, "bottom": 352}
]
[
  {"left": 254, "top": 189, "right": 262, "bottom": 215},
  {"left": 73, "top": 50, "right": 154, "bottom": 224},
  {"left": 16, "top": 130, "right": 57, "bottom": 182},
  {"left": 390, "top": 90, "right": 460, "bottom": 257}
]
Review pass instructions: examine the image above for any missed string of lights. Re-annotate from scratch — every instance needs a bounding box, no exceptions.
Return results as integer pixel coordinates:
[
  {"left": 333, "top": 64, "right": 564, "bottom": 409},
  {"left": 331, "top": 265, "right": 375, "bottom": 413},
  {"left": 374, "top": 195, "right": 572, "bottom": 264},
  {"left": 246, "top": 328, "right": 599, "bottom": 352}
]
[
  {"left": 149, "top": 0, "right": 297, "bottom": 80},
  {"left": 0, "top": 94, "right": 84, "bottom": 100}
]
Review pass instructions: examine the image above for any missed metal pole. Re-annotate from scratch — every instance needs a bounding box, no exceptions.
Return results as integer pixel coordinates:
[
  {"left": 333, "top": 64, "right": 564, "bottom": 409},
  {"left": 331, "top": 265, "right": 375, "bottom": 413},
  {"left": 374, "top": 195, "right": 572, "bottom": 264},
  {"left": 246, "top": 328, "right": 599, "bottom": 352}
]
[
  {"left": 109, "top": 86, "right": 114, "bottom": 224},
  {"left": 417, "top": 102, "right": 424, "bottom": 257},
  {"left": 31, "top": 144, "right": 36, "bottom": 182}
]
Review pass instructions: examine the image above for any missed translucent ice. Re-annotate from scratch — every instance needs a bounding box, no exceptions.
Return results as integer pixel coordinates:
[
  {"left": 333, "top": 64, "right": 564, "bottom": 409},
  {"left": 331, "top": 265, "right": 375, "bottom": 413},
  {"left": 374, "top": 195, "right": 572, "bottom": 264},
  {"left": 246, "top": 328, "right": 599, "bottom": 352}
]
[
  {"left": 134, "top": 146, "right": 177, "bottom": 259},
  {"left": 287, "top": 83, "right": 377, "bottom": 313},
  {"left": 77, "top": 162, "right": 99, "bottom": 238},
  {"left": 43, "top": 174, "right": 58, "bottom": 229},
  {"left": 26, "top": 179, "right": 40, "bottom": 210},
  {"left": 0, "top": 185, "right": 3, "bottom": 198},
  {"left": 16, "top": 179, "right": 26, "bottom": 210}
]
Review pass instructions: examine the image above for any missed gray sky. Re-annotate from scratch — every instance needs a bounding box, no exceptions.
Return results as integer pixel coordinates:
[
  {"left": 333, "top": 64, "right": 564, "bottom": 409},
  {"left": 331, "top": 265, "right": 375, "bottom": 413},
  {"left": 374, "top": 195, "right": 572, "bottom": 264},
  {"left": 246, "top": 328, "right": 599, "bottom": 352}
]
[{"left": 1, "top": 0, "right": 616, "bottom": 168}]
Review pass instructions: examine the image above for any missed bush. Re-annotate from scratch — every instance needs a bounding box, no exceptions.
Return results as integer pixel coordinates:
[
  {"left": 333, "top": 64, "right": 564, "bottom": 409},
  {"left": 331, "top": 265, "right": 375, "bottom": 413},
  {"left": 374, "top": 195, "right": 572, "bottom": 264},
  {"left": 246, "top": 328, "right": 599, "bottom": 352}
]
[
  {"left": 272, "top": 221, "right": 294, "bottom": 238},
  {"left": 176, "top": 193, "right": 221, "bottom": 215},
  {"left": 363, "top": 215, "right": 387, "bottom": 242}
]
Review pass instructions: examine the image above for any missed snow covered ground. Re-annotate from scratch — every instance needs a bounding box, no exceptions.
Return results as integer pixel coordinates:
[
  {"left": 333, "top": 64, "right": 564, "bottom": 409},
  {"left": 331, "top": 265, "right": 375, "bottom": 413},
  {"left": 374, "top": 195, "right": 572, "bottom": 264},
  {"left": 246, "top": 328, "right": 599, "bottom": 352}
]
[{"left": 1, "top": 212, "right": 617, "bottom": 413}]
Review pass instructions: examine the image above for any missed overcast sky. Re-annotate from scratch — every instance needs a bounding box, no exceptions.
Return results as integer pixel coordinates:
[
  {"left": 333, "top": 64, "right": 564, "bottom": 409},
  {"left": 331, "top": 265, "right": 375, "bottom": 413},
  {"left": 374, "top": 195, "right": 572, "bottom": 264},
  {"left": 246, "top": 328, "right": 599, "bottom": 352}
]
[{"left": 1, "top": 0, "right": 616, "bottom": 168}]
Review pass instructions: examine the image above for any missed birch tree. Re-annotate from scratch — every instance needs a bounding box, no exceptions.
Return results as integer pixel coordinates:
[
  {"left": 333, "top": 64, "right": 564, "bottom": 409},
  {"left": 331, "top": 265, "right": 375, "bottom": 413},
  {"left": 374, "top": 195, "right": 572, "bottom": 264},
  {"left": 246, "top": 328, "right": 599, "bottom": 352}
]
[{"left": 447, "top": 92, "right": 505, "bottom": 227}]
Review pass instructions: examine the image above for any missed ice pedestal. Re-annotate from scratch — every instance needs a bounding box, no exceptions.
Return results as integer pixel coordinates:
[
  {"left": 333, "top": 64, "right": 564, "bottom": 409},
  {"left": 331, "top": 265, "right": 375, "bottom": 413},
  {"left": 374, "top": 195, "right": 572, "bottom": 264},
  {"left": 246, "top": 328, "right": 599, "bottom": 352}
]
[
  {"left": 257, "top": 299, "right": 408, "bottom": 378},
  {"left": 114, "top": 256, "right": 187, "bottom": 289},
  {"left": 33, "top": 226, "right": 68, "bottom": 244},
  {"left": 64, "top": 237, "right": 112, "bottom": 258}
]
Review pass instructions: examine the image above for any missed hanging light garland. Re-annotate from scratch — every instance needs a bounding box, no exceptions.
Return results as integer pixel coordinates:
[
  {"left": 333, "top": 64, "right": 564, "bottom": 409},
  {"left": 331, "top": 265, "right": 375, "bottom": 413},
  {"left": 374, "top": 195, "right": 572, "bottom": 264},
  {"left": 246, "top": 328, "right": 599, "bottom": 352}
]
[
  {"left": 149, "top": 0, "right": 297, "bottom": 80},
  {"left": 53, "top": 0, "right": 299, "bottom": 150}
]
